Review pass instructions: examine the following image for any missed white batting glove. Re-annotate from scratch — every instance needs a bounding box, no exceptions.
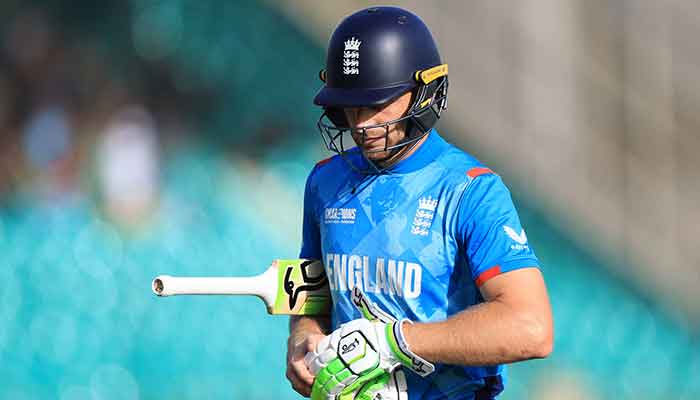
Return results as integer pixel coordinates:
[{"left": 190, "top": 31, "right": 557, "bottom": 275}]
[{"left": 305, "top": 288, "right": 433, "bottom": 400}]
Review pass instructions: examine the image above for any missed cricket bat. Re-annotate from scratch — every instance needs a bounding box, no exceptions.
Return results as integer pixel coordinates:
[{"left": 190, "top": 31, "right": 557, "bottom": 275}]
[{"left": 152, "top": 259, "right": 330, "bottom": 315}]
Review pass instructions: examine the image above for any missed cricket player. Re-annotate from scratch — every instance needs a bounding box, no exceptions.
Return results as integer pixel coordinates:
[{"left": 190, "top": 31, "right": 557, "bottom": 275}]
[{"left": 287, "top": 6, "right": 553, "bottom": 399}]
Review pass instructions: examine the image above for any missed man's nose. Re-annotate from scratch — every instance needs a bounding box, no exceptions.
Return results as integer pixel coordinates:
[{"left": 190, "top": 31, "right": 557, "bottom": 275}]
[{"left": 355, "top": 108, "right": 380, "bottom": 128}]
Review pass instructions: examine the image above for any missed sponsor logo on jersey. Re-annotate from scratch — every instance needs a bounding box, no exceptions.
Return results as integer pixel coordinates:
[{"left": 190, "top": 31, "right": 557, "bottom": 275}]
[
  {"left": 343, "top": 37, "right": 361, "bottom": 75},
  {"left": 503, "top": 225, "right": 529, "bottom": 251},
  {"left": 325, "top": 207, "right": 357, "bottom": 224},
  {"left": 411, "top": 196, "right": 438, "bottom": 236},
  {"left": 324, "top": 253, "right": 423, "bottom": 299}
]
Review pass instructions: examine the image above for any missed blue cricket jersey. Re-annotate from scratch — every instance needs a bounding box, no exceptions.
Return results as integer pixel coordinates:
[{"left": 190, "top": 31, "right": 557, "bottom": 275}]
[{"left": 300, "top": 130, "right": 539, "bottom": 399}]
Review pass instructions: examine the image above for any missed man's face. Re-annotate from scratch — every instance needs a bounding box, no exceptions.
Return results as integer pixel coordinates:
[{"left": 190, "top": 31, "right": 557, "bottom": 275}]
[{"left": 343, "top": 91, "right": 413, "bottom": 162}]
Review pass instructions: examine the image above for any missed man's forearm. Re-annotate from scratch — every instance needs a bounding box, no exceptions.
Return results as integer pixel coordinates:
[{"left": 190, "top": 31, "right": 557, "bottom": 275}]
[
  {"left": 402, "top": 299, "right": 552, "bottom": 366},
  {"left": 289, "top": 315, "right": 332, "bottom": 344}
]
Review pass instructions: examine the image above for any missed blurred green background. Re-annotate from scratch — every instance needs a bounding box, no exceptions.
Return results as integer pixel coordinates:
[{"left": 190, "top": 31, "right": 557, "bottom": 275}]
[{"left": 0, "top": 1, "right": 698, "bottom": 399}]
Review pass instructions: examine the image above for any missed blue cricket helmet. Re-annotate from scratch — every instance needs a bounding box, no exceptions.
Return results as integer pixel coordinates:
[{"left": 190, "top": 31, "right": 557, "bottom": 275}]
[
  {"left": 314, "top": 6, "right": 443, "bottom": 107},
  {"left": 314, "top": 6, "right": 449, "bottom": 173}
]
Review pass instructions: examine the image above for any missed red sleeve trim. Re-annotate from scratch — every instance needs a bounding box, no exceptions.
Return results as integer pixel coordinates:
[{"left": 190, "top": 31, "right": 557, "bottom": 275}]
[
  {"left": 316, "top": 156, "right": 333, "bottom": 167},
  {"left": 475, "top": 265, "right": 502, "bottom": 287},
  {"left": 466, "top": 167, "right": 494, "bottom": 178}
]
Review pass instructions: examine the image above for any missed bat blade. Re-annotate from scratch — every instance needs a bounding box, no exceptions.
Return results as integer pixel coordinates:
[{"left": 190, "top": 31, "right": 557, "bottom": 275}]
[
  {"left": 152, "top": 259, "right": 330, "bottom": 316},
  {"left": 270, "top": 259, "right": 330, "bottom": 315}
]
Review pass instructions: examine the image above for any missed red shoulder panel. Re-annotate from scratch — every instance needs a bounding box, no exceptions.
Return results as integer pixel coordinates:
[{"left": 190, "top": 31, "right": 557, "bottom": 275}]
[
  {"left": 475, "top": 265, "right": 502, "bottom": 287},
  {"left": 466, "top": 167, "right": 494, "bottom": 178},
  {"left": 316, "top": 156, "right": 334, "bottom": 167}
]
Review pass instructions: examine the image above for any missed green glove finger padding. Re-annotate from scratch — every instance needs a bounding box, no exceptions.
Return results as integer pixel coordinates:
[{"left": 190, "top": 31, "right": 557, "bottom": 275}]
[
  {"left": 338, "top": 368, "right": 386, "bottom": 400},
  {"left": 311, "top": 358, "right": 351, "bottom": 400},
  {"left": 311, "top": 356, "right": 384, "bottom": 400},
  {"left": 340, "top": 370, "right": 391, "bottom": 400}
]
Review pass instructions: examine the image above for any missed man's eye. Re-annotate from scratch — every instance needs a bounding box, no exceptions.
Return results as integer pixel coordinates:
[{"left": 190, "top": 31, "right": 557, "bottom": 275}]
[{"left": 346, "top": 106, "right": 380, "bottom": 119}]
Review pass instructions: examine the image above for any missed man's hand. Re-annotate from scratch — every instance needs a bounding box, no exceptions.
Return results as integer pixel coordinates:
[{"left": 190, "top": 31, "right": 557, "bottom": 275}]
[
  {"left": 287, "top": 332, "right": 327, "bottom": 397},
  {"left": 305, "top": 318, "right": 388, "bottom": 399},
  {"left": 304, "top": 288, "right": 432, "bottom": 399}
]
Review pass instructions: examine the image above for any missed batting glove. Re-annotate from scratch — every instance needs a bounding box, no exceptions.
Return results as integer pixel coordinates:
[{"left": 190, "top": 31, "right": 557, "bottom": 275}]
[{"left": 305, "top": 288, "right": 434, "bottom": 400}]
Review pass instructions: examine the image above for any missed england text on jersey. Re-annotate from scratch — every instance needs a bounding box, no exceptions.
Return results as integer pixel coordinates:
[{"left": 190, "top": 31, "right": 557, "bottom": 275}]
[{"left": 325, "top": 253, "right": 422, "bottom": 299}]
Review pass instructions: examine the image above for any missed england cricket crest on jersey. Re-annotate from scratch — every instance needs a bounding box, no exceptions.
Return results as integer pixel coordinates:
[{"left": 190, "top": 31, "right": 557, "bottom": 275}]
[
  {"left": 343, "top": 37, "right": 361, "bottom": 75},
  {"left": 411, "top": 196, "right": 438, "bottom": 236}
]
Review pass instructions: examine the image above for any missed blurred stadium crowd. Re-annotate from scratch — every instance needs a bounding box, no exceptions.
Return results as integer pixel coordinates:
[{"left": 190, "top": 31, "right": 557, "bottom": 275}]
[
  {"left": 0, "top": 3, "right": 213, "bottom": 222},
  {"left": 0, "top": 1, "right": 323, "bottom": 398},
  {"left": 0, "top": 1, "right": 698, "bottom": 399}
]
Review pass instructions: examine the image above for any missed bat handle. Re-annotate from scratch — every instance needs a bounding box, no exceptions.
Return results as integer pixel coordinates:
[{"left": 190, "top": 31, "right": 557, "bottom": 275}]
[
  {"left": 152, "top": 277, "right": 166, "bottom": 295},
  {"left": 151, "top": 274, "right": 274, "bottom": 300}
]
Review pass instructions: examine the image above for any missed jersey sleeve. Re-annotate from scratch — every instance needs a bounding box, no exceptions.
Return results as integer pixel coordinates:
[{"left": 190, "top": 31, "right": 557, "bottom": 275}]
[
  {"left": 299, "top": 165, "right": 322, "bottom": 260},
  {"left": 457, "top": 171, "right": 539, "bottom": 287}
]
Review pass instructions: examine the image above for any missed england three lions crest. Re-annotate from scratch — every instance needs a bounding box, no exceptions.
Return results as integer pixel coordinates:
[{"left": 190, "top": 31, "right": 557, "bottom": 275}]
[
  {"left": 411, "top": 196, "right": 438, "bottom": 236},
  {"left": 343, "top": 37, "right": 361, "bottom": 75}
]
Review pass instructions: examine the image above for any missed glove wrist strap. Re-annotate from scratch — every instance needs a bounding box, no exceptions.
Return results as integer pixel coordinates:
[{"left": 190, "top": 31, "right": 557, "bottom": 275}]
[{"left": 387, "top": 319, "right": 435, "bottom": 377}]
